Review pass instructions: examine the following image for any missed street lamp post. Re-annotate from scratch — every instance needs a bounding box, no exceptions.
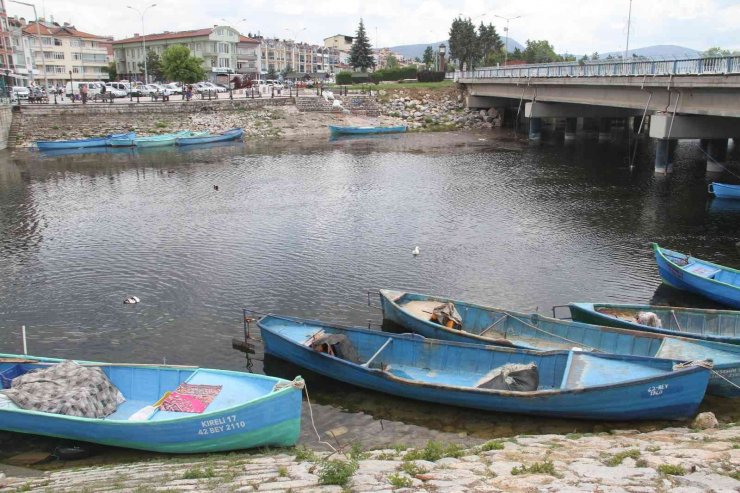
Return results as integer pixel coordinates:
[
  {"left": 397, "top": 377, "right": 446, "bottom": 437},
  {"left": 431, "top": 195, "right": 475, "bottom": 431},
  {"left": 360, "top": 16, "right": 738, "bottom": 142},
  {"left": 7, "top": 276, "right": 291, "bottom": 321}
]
[
  {"left": 493, "top": 14, "right": 522, "bottom": 66},
  {"left": 438, "top": 43, "right": 446, "bottom": 72},
  {"left": 10, "top": 0, "right": 48, "bottom": 92},
  {"left": 127, "top": 3, "right": 157, "bottom": 84}
]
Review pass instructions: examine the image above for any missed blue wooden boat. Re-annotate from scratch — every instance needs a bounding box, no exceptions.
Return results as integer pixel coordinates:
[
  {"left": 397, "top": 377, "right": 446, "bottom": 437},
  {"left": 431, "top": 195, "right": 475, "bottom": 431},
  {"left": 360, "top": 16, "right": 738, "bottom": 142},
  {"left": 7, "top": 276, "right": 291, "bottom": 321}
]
[
  {"left": 259, "top": 314, "right": 710, "bottom": 420},
  {"left": 107, "top": 132, "right": 137, "bottom": 147},
  {"left": 0, "top": 354, "right": 302, "bottom": 453},
  {"left": 568, "top": 303, "right": 740, "bottom": 345},
  {"left": 708, "top": 183, "right": 740, "bottom": 200},
  {"left": 653, "top": 243, "right": 740, "bottom": 309},
  {"left": 379, "top": 290, "right": 740, "bottom": 397},
  {"left": 135, "top": 131, "right": 207, "bottom": 148},
  {"left": 36, "top": 132, "right": 133, "bottom": 150},
  {"left": 176, "top": 128, "right": 244, "bottom": 146},
  {"left": 328, "top": 125, "right": 407, "bottom": 135}
]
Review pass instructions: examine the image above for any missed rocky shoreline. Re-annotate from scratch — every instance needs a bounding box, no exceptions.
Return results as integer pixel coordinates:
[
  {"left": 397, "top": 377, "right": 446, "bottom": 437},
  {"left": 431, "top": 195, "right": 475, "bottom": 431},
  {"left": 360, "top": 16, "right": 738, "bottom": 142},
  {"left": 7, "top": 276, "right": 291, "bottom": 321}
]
[
  {"left": 13, "top": 86, "right": 502, "bottom": 148},
  {"left": 1, "top": 414, "right": 737, "bottom": 493}
]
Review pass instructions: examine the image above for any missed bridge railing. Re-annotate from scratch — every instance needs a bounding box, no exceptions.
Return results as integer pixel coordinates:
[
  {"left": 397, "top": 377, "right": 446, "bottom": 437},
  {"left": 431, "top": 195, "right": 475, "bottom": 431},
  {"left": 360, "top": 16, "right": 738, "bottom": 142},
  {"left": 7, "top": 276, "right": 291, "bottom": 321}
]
[{"left": 457, "top": 56, "right": 740, "bottom": 79}]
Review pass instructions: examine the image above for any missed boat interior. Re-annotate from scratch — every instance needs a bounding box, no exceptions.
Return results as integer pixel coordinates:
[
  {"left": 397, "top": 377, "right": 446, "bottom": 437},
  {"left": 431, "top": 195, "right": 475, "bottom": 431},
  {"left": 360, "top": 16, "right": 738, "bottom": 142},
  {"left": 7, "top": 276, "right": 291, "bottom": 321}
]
[
  {"left": 261, "top": 316, "right": 682, "bottom": 392},
  {"left": 0, "top": 360, "right": 276, "bottom": 421},
  {"left": 391, "top": 293, "right": 740, "bottom": 368},
  {"left": 592, "top": 304, "right": 740, "bottom": 338}
]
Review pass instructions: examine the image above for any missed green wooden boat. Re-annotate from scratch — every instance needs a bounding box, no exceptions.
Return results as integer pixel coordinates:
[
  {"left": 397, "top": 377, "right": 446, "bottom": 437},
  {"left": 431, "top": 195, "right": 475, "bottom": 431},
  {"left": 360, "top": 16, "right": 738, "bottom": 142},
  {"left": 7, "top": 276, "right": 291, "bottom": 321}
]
[{"left": 135, "top": 131, "right": 208, "bottom": 148}]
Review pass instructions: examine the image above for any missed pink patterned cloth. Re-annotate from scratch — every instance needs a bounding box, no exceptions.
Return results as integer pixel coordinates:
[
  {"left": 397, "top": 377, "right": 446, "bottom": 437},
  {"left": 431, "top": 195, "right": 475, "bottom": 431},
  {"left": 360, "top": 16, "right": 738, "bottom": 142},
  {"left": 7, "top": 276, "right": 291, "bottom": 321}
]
[{"left": 160, "top": 383, "right": 222, "bottom": 413}]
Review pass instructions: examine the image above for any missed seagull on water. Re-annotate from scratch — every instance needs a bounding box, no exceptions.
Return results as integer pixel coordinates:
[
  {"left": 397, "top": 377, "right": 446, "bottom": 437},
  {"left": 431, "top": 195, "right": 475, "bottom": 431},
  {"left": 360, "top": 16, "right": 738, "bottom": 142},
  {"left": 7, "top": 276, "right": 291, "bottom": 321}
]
[
  {"left": 412, "top": 246, "right": 420, "bottom": 256},
  {"left": 123, "top": 296, "right": 140, "bottom": 305}
]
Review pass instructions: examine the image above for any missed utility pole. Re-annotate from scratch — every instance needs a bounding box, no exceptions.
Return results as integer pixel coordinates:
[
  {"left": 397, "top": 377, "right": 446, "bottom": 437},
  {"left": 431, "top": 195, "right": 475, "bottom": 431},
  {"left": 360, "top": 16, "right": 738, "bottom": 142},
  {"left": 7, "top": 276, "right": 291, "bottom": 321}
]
[
  {"left": 624, "top": 0, "right": 633, "bottom": 60},
  {"left": 10, "top": 0, "right": 48, "bottom": 91},
  {"left": 494, "top": 14, "right": 522, "bottom": 66},
  {"left": 127, "top": 3, "right": 156, "bottom": 84}
]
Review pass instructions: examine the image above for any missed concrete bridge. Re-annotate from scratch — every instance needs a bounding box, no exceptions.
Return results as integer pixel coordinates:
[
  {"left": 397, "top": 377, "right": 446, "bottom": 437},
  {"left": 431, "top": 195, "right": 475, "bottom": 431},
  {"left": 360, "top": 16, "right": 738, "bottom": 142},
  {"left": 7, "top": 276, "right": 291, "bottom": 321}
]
[{"left": 457, "top": 56, "right": 740, "bottom": 173}]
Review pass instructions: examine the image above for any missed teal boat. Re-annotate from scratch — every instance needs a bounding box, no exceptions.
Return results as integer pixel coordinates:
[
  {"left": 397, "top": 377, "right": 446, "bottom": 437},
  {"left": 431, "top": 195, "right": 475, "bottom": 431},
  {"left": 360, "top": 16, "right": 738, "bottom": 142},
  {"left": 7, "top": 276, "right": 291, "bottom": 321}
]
[
  {"left": 379, "top": 290, "right": 740, "bottom": 397},
  {"left": 0, "top": 354, "right": 302, "bottom": 453},
  {"left": 568, "top": 303, "right": 740, "bottom": 345},
  {"left": 135, "top": 131, "right": 208, "bottom": 148},
  {"left": 328, "top": 125, "right": 406, "bottom": 135}
]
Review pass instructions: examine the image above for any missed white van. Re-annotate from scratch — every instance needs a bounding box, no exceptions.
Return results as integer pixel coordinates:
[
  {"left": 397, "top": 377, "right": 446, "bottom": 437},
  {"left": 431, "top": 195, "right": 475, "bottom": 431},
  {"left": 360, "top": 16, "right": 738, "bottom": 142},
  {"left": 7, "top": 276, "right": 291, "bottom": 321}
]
[{"left": 65, "top": 81, "right": 103, "bottom": 98}]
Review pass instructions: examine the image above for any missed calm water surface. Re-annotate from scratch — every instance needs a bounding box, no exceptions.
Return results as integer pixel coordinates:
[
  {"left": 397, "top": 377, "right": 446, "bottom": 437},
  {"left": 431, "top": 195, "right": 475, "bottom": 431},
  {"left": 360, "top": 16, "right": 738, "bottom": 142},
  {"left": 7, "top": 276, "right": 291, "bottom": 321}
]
[{"left": 1, "top": 130, "right": 739, "bottom": 462}]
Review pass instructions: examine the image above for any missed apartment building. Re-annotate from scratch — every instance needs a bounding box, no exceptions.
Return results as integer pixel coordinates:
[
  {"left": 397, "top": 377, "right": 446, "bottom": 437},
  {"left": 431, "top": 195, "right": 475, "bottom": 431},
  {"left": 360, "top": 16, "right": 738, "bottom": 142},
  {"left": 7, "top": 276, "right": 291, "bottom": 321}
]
[
  {"left": 0, "top": 0, "right": 14, "bottom": 87},
  {"left": 260, "top": 38, "right": 341, "bottom": 78},
  {"left": 14, "top": 20, "right": 111, "bottom": 87},
  {"left": 113, "top": 26, "right": 260, "bottom": 82}
]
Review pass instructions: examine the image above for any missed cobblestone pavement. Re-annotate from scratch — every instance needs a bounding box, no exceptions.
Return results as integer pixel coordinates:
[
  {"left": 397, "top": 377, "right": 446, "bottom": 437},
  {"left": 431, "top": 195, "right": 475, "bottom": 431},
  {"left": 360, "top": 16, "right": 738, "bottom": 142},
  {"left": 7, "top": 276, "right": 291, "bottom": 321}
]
[{"left": 1, "top": 420, "right": 738, "bottom": 493}]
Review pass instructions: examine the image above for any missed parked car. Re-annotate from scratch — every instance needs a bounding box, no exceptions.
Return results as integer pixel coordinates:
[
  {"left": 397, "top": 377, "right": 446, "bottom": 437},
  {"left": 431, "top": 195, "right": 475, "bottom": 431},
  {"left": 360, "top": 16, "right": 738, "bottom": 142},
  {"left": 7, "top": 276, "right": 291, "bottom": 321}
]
[
  {"left": 107, "top": 81, "right": 131, "bottom": 95},
  {"left": 103, "top": 84, "right": 127, "bottom": 98},
  {"left": 163, "top": 82, "right": 182, "bottom": 94},
  {"left": 11, "top": 86, "right": 30, "bottom": 100},
  {"left": 130, "top": 84, "right": 157, "bottom": 97}
]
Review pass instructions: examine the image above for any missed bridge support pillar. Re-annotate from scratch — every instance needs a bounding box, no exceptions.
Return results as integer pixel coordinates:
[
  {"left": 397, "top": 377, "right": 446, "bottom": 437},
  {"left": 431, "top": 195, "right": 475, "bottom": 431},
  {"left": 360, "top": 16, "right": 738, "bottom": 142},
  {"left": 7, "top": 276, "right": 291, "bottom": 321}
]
[
  {"left": 654, "top": 138, "right": 676, "bottom": 174},
  {"left": 598, "top": 118, "right": 612, "bottom": 142},
  {"left": 564, "top": 118, "right": 577, "bottom": 141},
  {"left": 529, "top": 117, "right": 542, "bottom": 140},
  {"left": 706, "top": 139, "right": 728, "bottom": 173}
]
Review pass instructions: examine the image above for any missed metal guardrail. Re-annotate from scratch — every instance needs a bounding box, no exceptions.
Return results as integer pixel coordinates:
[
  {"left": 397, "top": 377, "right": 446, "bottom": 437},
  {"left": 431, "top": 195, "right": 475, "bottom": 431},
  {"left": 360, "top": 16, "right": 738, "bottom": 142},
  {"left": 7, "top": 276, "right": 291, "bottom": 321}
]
[{"left": 457, "top": 56, "right": 740, "bottom": 79}]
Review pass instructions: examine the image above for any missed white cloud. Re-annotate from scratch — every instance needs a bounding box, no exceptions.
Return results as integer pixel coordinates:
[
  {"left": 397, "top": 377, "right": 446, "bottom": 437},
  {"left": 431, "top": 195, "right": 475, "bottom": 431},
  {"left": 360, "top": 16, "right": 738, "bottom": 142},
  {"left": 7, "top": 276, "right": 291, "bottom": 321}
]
[{"left": 16, "top": 0, "right": 737, "bottom": 53}]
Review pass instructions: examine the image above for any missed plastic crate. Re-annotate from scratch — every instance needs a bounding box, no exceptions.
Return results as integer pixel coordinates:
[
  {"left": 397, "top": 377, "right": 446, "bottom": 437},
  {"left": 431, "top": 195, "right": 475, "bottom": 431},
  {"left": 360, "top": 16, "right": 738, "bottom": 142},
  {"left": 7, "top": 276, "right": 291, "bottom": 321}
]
[{"left": 0, "top": 364, "right": 27, "bottom": 389}]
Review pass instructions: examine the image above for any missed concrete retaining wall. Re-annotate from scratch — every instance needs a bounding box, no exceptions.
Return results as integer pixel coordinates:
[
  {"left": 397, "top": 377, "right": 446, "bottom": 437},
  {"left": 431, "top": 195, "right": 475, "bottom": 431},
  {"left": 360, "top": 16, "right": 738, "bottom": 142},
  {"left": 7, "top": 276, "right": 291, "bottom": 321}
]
[
  {"left": 10, "top": 97, "right": 294, "bottom": 148},
  {"left": 0, "top": 104, "right": 13, "bottom": 150}
]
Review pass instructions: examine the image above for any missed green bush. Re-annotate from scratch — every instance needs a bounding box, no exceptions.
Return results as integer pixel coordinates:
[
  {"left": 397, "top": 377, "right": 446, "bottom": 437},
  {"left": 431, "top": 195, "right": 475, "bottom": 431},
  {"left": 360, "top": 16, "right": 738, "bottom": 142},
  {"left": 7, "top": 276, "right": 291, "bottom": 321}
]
[
  {"left": 417, "top": 71, "right": 445, "bottom": 82},
  {"left": 403, "top": 440, "right": 464, "bottom": 462},
  {"left": 370, "top": 67, "right": 418, "bottom": 83},
  {"left": 317, "top": 460, "right": 358, "bottom": 486},
  {"left": 657, "top": 464, "right": 686, "bottom": 476},
  {"left": 336, "top": 72, "right": 353, "bottom": 85}
]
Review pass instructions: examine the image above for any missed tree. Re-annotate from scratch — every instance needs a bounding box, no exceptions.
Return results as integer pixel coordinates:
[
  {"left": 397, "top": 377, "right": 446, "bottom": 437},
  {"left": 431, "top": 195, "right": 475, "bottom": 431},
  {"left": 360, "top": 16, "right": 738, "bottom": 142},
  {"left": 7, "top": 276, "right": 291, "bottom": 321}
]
[
  {"left": 281, "top": 64, "right": 293, "bottom": 77},
  {"left": 386, "top": 54, "right": 399, "bottom": 69},
  {"left": 349, "top": 18, "right": 375, "bottom": 71},
  {"left": 477, "top": 22, "right": 503, "bottom": 65},
  {"left": 102, "top": 61, "right": 117, "bottom": 81},
  {"left": 702, "top": 47, "right": 739, "bottom": 57},
  {"left": 522, "top": 39, "right": 561, "bottom": 63},
  {"left": 138, "top": 48, "right": 163, "bottom": 81},
  {"left": 448, "top": 17, "right": 479, "bottom": 70},
  {"left": 160, "top": 45, "right": 206, "bottom": 84},
  {"left": 422, "top": 46, "right": 434, "bottom": 68},
  {"left": 266, "top": 67, "right": 277, "bottom": 80},
  {"left": 510, "top": 47, "right": 523, "bottom": 61},
  {"left": 591, "top": 52, "right": 599, "bottom": 60}
]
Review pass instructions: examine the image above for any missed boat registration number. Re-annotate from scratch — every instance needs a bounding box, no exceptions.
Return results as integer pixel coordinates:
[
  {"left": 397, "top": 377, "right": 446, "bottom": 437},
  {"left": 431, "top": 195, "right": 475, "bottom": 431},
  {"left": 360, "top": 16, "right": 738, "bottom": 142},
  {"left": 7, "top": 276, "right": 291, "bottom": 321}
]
[
  {"left": 646, "top": 384, "right": 668, "bottom": 396},
  {"left": 197, "top": 415, "right": 246, "bottom": 435}
]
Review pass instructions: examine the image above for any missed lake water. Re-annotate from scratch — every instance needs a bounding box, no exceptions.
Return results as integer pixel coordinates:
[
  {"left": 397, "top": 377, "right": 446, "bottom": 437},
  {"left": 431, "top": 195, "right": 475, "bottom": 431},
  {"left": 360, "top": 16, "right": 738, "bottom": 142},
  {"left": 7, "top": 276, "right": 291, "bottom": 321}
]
[{"left": 1, "top": 130, "right": 738, "bottom": 462}]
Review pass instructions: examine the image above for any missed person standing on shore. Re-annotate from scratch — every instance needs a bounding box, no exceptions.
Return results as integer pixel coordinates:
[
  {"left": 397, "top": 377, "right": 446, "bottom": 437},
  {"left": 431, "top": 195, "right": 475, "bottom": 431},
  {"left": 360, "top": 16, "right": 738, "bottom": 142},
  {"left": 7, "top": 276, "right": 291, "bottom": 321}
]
[{"left": 81, "top": 83, "right": 88, "bottom": 104}]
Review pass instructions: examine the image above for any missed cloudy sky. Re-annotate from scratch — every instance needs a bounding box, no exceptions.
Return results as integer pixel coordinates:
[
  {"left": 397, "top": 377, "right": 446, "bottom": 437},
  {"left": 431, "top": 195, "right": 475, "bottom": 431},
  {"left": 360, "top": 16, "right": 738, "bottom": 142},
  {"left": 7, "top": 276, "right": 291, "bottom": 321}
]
[{"left": 11, "top": 0, "right": 739, "bottom": 53}]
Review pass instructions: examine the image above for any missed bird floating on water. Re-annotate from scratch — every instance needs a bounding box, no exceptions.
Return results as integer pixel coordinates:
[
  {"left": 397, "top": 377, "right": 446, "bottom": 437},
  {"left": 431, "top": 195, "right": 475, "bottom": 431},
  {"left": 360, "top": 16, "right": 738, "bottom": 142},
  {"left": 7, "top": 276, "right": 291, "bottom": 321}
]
[
  {"left": 213, "top": 185, "right": 219, "bottom": 191},
  {"left": 412, "top": 246, "right": 420, "bottom": 256},
  {"left": 123, "top": 296, "right": 140, "bottom": 305}
]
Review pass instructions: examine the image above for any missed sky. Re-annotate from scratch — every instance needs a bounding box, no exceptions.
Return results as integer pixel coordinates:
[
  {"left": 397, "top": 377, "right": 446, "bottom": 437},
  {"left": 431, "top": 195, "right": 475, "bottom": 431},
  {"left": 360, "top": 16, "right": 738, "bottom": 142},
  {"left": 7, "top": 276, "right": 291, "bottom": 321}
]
[{"left": 10, "top": 0, "right": 740, "bottom": 54}]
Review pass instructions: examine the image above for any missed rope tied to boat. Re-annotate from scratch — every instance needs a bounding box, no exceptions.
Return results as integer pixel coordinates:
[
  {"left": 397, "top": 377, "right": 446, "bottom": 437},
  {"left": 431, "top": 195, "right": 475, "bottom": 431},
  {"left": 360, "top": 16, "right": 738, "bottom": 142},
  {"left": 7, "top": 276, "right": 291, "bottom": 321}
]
[
  {"left": 272, "top": 376, "right": 305, "bottom": 391},
  {"left": 673, "top": 360, "right": 740, "bottom": 391},
  {"left": 273, "top": 376, "right": 339, "bottom": 454}
]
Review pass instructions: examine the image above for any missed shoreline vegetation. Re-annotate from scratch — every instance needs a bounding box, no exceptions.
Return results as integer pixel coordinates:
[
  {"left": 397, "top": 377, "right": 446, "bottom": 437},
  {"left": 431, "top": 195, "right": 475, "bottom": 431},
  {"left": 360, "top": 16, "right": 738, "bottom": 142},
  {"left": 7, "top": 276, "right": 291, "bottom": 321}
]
[{"left": 1, "top": 417, "right": 737, "bottom": 492}]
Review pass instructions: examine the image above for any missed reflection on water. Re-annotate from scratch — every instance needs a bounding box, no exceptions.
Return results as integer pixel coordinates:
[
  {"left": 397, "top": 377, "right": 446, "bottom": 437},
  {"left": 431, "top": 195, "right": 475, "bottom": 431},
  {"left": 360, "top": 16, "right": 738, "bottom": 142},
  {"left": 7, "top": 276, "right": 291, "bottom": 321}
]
[{"left": 1, "top": 130, "right": 739, "bottom": 464}]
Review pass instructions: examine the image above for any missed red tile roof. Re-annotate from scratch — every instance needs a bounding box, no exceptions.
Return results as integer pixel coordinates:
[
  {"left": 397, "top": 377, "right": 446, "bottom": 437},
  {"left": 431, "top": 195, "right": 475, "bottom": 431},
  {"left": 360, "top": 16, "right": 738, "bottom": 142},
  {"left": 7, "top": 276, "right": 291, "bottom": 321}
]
[
  {"left": 22, "top": 22, "right": 107, "bottom": 40},
  {"left": 113, "top": 28, "right": 214, "bottom": 45},
  {"left": 239, "top": 36, "right": 259, "bottom": 44}
]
